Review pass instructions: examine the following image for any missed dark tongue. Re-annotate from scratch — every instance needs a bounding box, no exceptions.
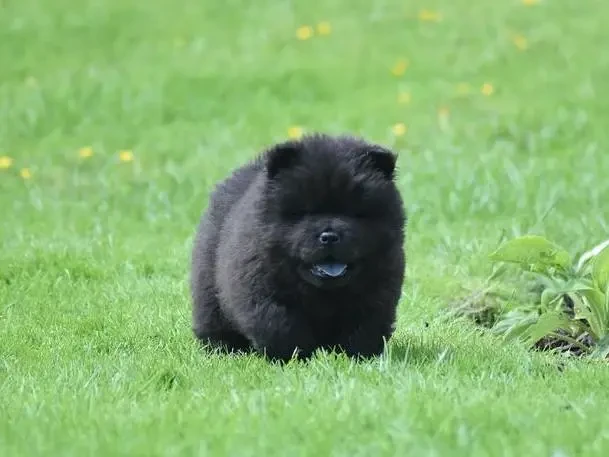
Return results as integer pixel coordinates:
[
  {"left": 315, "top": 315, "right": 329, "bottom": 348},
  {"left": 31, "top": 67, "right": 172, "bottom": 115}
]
[{"left": 314, "top": 263, "right": 347, "bottom": 278}]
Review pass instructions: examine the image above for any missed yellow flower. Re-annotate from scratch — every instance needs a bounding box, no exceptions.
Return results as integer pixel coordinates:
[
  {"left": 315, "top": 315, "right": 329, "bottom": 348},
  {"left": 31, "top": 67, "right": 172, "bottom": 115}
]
[
  {"left": 437, "top": 106, "right": 450, "bottom": 122},
  {"left": 397, "top": 91, "right": 411, "bottom": 104},
  {"left": 25, "top": 76, "right": 38, "bottom": 88},
  {"left": 481, "top": 83, "right": 495, "bottom": 96},
  {"left": 20, "top": 168, "right": 32, "bottom": 179},
  {"left": 418, "top": 9, "right": 442, "bottom": 22},
  {"left": 296, "top": 26, "right": 314, "bottom": 40},
  {"left": 287, "top": 126, "right": 304, "bottom": 139},
  {"left": 437, "top": 106, "right": 450, "bottom": 132},
  {"left": 391, "top": 59, "right": 409, "bottom": 76},
  {"left": 511, "top": 33, "right": 528, "bottom": 50},
  {"left": 456, "top": 83, "right": 471, "bottom": 96},
  {"left": 392, "top": 123, "right": 407, "bottom": 136},
  {"left": 119, "top": 150, "right": 134, "bottom": 162},
  {"left": 79, "top": 146, "right": 93, "bottom": 158},
  {"left": 0, "top": 156, "right": 13, "bottom": 169},
  {"left": 316, "top": 22, "right": 332, "bottom": 35},
  {"left": 521, "top": 0, "right": 539, "bottom": 5}
]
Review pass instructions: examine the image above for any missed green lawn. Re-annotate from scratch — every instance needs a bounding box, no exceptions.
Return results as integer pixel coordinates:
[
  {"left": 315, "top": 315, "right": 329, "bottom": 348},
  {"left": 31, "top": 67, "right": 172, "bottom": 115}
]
[{"left": 2, "top": 0, "right": 609, "bottom": 455}]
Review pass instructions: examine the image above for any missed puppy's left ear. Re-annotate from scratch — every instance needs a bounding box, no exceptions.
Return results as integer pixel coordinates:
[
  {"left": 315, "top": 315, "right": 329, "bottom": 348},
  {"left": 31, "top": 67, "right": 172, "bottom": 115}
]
[{"left": 365, "top": 147, "right": 397, "bottom": 179}]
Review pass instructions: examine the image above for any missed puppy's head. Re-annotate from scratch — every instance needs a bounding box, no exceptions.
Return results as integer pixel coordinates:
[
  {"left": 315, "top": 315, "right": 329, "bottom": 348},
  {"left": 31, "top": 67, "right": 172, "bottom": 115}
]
[{"left": 260, "top": 134, "right": 406, "bottom": 288}]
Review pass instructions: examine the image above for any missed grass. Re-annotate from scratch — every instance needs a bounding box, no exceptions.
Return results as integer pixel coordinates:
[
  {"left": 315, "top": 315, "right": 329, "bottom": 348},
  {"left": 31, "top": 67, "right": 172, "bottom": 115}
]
[{"left": 2, "top": 0, "right": 609, "bottom": 455}]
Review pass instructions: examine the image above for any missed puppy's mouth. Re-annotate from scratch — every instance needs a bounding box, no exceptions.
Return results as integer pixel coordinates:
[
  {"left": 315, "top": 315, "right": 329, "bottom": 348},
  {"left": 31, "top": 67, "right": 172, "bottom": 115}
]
[{"left": 310, "top": 259, "right": 349, "bottom": 279}]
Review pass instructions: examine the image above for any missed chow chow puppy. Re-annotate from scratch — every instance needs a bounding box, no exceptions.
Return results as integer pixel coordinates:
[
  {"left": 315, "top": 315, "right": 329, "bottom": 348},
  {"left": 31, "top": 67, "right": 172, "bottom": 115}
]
[{"left": 191, "top": 133, "right": 406, "bottom": 362}]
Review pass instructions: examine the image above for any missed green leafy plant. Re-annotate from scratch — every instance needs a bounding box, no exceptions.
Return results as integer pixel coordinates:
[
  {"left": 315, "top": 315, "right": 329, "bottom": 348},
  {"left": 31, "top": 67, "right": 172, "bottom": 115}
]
[{"left": 488, "top": 236, "right": 609, "bottom": 359}]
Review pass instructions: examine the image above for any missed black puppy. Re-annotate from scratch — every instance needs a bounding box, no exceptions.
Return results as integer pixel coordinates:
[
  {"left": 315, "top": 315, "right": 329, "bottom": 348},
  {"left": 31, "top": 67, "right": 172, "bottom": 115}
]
[{"left": 191, "top": 133, "right": 406, "bottom": 362}]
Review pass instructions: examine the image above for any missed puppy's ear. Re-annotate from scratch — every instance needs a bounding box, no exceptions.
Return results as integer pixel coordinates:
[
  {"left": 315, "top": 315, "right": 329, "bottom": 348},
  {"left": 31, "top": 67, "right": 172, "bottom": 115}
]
[
  {"left": 265, "top": 141, "right": 302, "bottom": 178},
  {"left": 365, "top": 146, "right": 397, "bottom": 179}
]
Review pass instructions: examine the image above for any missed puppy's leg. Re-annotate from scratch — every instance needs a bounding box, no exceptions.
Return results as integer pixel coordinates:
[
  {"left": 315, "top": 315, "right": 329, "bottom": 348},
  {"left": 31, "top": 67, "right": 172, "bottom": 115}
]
[
  {"left": 192, "top": 283, "right": 251, "bottom": 353},
  {"left": 231, "top": 302, "right": 317, "bottom": 362},
  {"left": 338, "top": 315, "right": 396, "bottom": 359}
]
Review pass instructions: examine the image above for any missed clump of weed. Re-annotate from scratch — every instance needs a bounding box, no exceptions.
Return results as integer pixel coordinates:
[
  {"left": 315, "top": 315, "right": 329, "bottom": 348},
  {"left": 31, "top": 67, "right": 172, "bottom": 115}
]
[
  {"left": 449, "top": 236, "right": 609, "bottom": 359},
  {"left": 446, "top": 264, "right": 538, "bottom": 328}
]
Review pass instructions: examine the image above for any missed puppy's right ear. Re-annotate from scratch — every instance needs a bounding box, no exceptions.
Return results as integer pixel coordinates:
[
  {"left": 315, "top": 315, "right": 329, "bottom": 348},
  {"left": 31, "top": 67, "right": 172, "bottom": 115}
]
[{"left": 265, "top": 141, "right": 302, "bottom": 178}]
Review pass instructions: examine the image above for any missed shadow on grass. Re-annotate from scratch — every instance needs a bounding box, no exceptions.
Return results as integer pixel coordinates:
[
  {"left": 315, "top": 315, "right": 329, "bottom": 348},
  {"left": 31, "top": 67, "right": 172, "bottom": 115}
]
[
  {"left": 386, "top": 338, "right": 452, "bottom": 366},
  {"left": 192, "top": 332, "right": 450, "bottom": 368}
]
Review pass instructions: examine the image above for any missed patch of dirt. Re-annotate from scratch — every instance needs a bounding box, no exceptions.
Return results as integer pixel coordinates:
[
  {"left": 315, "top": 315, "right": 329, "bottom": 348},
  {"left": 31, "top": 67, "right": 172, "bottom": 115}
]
[
  {"left": 534, "top": 330, "right": 593, "bottom": 357},
  {"left": 446, "top": 287, "right": 503, "bottom": 328}
]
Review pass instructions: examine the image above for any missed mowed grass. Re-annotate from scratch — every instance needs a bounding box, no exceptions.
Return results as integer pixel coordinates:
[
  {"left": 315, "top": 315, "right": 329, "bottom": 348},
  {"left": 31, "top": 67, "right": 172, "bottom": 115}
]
[{"left": 2, "top": 0, "right": 609, "bottom": 455}]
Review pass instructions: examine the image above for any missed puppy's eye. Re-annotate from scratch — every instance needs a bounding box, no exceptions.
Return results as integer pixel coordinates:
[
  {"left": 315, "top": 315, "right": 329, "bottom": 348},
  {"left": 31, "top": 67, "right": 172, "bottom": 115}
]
[
  {"left": 283, "top": 209, "right": 305, "bottom": 220},
  {"left": 354, "top": 204, "right": 384, "bottom": 219}
]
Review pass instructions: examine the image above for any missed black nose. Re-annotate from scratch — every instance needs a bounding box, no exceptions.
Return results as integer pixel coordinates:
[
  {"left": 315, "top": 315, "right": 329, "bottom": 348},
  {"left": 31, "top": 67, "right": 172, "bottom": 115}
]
[{"left": 319, "top": 230, "right": 340, "bottom": 245}]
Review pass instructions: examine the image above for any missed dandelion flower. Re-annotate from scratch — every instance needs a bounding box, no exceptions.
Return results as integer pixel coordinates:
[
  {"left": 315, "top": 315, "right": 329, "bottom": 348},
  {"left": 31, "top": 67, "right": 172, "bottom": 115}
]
[
  {"left": 20, "top": 168, "right": 32, "bottom": 179},
  {"left": 0, "top": 156, "right": 13, "bottom": 169},
  {"left": 437, "top": 107, "right": 450, "bottom": 132},
  {"left": 392, "top": 59, "right": 409, "bottom": 76},
  {"left": 481, "top": 83, "right": 494, "bottom": 96},
  {"left": 418, "top": 9, "right": 442, "bottom": 22},
  {"left": 456, "top": 83, "right": 471, "bottom": 96},
  {"left": 317, "top": 22, "right": 332, "bottom": 35},
  {"left": 392, "top": 123, "right": 407, "bottom": 136},
  {"left": 79, "top": 146, "right": 93, "bottom": 158},
  {"left": 397, "top": 91, "right": 411, "bottom": 104},
  {"left": 119, "top": 150, "right": 134, "bottom": 162},
  {"left": 437, "top": 106, "right": 450, "bottom": 121},
  {"left": 296, "top": 26, "right": 314, "bottom": 40},
  {"left": 287, "top": 126, "right": 304, "bottom": 139},
  {"left": 521, "top": 0, "right": 539, "bottom": 5},
  {"left": 25, "top": 76, "right": 38, "bottom": 88},
  {"left": 511, "top": 33, "right": 528, "bottom": 50}
]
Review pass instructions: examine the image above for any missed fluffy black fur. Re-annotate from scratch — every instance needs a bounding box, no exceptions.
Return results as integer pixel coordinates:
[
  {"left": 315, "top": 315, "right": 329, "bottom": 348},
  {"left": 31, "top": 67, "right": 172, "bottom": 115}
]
[{"left": 191, "top": 133, "right": 407, "bottom": 362}]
